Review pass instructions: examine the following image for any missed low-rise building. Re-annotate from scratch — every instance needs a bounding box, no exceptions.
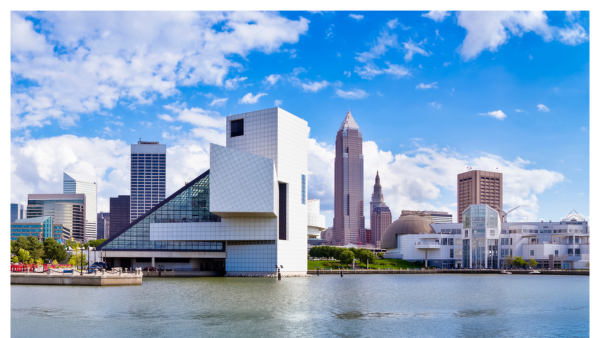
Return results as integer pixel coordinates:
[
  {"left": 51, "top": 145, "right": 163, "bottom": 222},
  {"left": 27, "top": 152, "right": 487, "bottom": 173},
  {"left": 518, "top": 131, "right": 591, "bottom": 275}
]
[
  {"left": 383, "top": 206, "right": 589, "bottom": 270},
  {"left": 11, "top": 216, "right": 60, "bottom": 242}
]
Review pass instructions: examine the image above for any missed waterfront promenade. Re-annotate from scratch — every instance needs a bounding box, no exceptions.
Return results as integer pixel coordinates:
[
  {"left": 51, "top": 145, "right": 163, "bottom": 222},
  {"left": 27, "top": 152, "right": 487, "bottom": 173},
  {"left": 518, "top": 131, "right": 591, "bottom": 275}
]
[
  {"left": 11, "top": 269, "right": 143, "bottom": 286},
  {"left": 308, "top": 268, "right": 589, "bottom": 276}
]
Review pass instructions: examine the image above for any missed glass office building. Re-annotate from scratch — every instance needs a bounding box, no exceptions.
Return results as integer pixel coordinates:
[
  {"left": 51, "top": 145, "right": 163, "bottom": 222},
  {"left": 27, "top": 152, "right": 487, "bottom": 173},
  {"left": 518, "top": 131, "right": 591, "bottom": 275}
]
[
  {"left": 109, "top": 195, "right": 130, "bottom": 238},
  {"left": 130, "top": 141, "right": 166, "bottom": 222},
  {"left": 99, "top": 170, "right": 222, "bottom": 252},
  {"left": 27, "top": 194, "right": 85, "bottom": 242},
  {"left": 10, "top": 216, "right": 53, "bottom": 241},
  {"left": 462, "top": 204, "right": 500, "bottom": 269},
  {"left": 10, "top": 203, "right": 24, "bottom": 223},
  {"left": 64, "top": 172, "right": 97, "bottom": 240}
]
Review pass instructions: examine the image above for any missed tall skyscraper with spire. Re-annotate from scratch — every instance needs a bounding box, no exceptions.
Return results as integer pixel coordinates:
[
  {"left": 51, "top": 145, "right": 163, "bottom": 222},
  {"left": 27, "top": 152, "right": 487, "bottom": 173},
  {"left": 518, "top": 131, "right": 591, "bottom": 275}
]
[
  {"left": 334, "top": 110, "right": 365, "bottom": 245},
  {"left": 369, "top": 171, "right": 392, "bottom": 247}
]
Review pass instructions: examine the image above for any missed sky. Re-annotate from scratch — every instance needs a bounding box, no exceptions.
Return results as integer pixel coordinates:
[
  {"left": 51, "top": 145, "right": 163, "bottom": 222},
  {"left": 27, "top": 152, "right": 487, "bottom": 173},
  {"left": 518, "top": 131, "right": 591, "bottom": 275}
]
[{"left": 10, "top": 10, "right": 589, "bottom": 227}]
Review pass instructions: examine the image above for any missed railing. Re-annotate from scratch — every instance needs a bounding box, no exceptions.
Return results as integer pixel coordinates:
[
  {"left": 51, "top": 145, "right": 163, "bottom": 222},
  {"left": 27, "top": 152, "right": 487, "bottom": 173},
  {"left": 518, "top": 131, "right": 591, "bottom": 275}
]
[
  {"left": 10, "top": 263, "right": 72, "bottom": 273},
  {"left": 415, "top": 242, "right": 441, "bottom": 248}
]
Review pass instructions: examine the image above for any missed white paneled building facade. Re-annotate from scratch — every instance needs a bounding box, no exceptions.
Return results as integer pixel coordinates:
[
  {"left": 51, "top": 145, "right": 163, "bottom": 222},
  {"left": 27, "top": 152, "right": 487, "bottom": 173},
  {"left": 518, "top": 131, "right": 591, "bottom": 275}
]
[
  {"left": 97, "top": 108, "right": 309, "bottom": 276},
  {"left": 307, "top": 199, "right": 326, "bottom": 239},
  {"left": 383, "top": 206, "right": 590, "bottom": 270}
]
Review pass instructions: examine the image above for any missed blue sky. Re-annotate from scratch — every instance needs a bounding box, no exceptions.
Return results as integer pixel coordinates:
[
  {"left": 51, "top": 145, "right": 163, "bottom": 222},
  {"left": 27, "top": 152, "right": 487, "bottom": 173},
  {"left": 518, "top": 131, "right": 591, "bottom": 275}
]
[{"left": 10, "top": 11, "right": 589, "bottom": 225}]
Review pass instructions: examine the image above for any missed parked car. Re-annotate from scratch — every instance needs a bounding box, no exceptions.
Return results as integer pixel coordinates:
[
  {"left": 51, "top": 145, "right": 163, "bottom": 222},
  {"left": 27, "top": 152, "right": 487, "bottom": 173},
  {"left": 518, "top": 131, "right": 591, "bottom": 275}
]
[{"left": 142, "top": 266, "right": 157, "bottom": 271}]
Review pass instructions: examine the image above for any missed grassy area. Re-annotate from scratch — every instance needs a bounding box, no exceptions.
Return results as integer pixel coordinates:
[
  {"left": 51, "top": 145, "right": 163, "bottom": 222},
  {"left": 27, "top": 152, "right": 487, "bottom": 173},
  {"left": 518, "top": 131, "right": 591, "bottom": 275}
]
[{"left": 308, "top": 258, "right": 423, "bottom": 270}]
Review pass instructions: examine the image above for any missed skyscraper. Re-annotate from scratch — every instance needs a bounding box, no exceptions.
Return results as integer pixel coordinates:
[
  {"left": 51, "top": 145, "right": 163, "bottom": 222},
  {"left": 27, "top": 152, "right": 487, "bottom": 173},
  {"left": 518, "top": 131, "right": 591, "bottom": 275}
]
[
  {"left": 457, "top": 170, "right": 503, "bottom": 222},
  {"left": 109, "top": 195, "right": 130, "bottom": 238},
  {"left": 334, "top": 110, "right": 365, "bottom": 245},
  {"left": 10, "top": 203, "right": 24, "bottom": 223},
  {"left": 64, "top": 172, "right": 97, "bottom": 240},
  {"left": 27, "top": 194, "right": 85, "bottom": 242},
  {"left": 130, "top": 141, "right": 166, "bottom": 222},
  {"left": 369, "top": 171, "right": 392, "bottom": 247},
  {"left": 97, "top": 212, "right": 110, "bottom": 240}
]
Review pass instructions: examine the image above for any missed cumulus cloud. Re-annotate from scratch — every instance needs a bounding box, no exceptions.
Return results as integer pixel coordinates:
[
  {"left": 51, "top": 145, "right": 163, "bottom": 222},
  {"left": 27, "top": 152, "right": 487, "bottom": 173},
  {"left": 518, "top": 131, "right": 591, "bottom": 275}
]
[
  {"left": 537, "top": 104, "right": 550, "bottom": 112},
  {"left": 479, "top": 110, "right": 507, "bottom": 120},
  {"left": 301, "top": 80, "right": 330, "bottom": 93},
  {"left": 403, "top": 39, "right": 431, "bottom": 62},
  {"left": 274, "top": 99, "right": 283, "bottom": 106},
  {"left": 224, "top": 76, "right": 248, "bottom": 90},
  {"left": 307, "top": 140, "right": 564, "bottom": 223},
  {"left": 208, "top": 97, "right": 228, "bottom": 107},
  {"left": 387, "top": 19, "right": 399, "bottom": 29},
  {"left": 428, "top": 102, "right": 441, "bottom": 109},
  {"left": 263, "top": 74, "right": 282, "bottom": 86},
  {"left": 239, "top": 92, "right": 268, "bottom": 104},
  {"left": 355, "top": 62, "right": 409, "bottom": 80},
  {"left": 10, "top": 11, "right": 309, "bottom": 129},
  {"left": 422, "top": 11, "right": 450, "bottom": 22},
  {"left": 456, "top": 11, "right": 588, "bottom": 60},
  {"left": 335, "top": 89, "right": 368, "bottom": 99},
  {"left": 416, "top": 82, "right": 438, "bottom": 90},
  {"left": 349, "top": 14, "right": 364, "bottom": 21}
]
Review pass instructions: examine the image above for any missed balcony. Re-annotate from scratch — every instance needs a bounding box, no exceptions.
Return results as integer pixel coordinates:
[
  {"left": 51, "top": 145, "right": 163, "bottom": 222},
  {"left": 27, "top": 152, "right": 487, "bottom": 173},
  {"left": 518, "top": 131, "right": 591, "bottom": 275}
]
[{"left": 415, "top": 242, "right": 441, "bottom": 249}]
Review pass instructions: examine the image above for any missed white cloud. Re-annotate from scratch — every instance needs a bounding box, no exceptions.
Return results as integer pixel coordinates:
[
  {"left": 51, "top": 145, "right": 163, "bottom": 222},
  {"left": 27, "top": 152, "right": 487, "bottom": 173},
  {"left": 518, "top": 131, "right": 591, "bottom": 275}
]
[
  {"left": 456, "top": 11, "right": 588, "bottom": 60},
  {"left": 428, "top": 102, "right": 442, "bottom": 109},
  {"left": 355, "top": 30, "right": 398, "bottom": 63},
  {"left": 301, "top": 80, "right": 329, "bottom": 93},
  {"left": 537, "top": 104, "right": 550, "bottom": 112},
  {"left": 557, "top": 23, "right": 588, "bottom": 45},
  {"left": 157, "top": 114, "right": 175, "bottom": 122},
  {"left": 387, "top": 19, "right": 398, "bottom": 29},
  {"left": 349, "top": 14, "right": 364, "bottom": 21},
  {"left": 224, "top": 76, "right": 248, "bottom": 90},
  {"left": 307, "top": 139, "right": 564, "bottom": 222},
  {"left": 11, "top": 11, "right": 309, "bottom": 129},
  {"left": 515, "top": 109, "right": 524, "bottom": 112},
  {"left": 274, "top": 100, "right": 283, "bottom": 106},
  {"left": 162, "top": 103, "right": 226, "bottom": 142},
  {"left": 335, "top": 89, "right": 368, "bottom": 99},
  {"left": 479, "top": 110, "right": 507, "bottom": 120},
  {"left": 326, "top": 24, "right": 334, "bottom": 39},
  {"left": 239, "top": 92, "right": 268, "bottom": 104},
  {"left": 443, "top": 61, "right": 452, "bottom": 67},
  {"left": 263, "top": 74, "right": 282, "bottom": 86},
  {"left": 416, "top": 82, "right": 438, "bottom": 90},
  {"left": 422, "top": 11, "right": 450, "bottom": 22},
  {"left": 343, "top": 70, "right": 351, "bottom": 78},
  {"left": 208, "top": 97, "right": 228, "bottom": 107},
  {"left": 403, "top": 39, "right": 431, "bottom": 62},
  {"left": 355, "top": 62, "right": 409, "bottom": 80}
]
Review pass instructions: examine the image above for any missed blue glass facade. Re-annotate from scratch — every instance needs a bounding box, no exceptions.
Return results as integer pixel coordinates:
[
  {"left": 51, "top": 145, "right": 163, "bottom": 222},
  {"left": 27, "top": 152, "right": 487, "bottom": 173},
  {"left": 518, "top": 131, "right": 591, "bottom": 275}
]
[
  {"left": 99, "top": 170, "right": 223, "bottom": 252},
  {"left": 10, "top": 216, "right": 53, "bottom": 241},
  {"left": 301, "top": 174, "right": 306, "bottom": 204}
]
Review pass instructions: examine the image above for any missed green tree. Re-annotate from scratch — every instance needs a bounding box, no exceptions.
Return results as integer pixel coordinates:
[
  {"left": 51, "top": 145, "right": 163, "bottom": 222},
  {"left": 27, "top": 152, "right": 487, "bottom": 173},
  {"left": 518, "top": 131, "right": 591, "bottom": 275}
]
[
  {"left": 88, "top": 239, "right": 107, "bottom": 247},
  {"left": 35, "top": 258, "right": 44, "bottom": 265},
  {"left": 11, "top": 256, "right": 18, "bottom": 263},
  {"left": 43, "top": 238, "right": 68, "bottom": 263},
  {"left": 13, "top": 237, "right": 45, "bottom": 260},
  {"left": 356, "top": 249, "right": 377, "bottom": 265},
  {"left": 68, "top": 252, "right": 87, "bottom": 267},
  {"left": 377, "top": 252, "right": 385, "bottom": 259},
  {"left": 512, "top": 256, "right": 526, "bottom": 267},
  {"left": 502, "top": 255, "right": 513, "bottom": 268},
  {"left": 339, "top": 250, "right": 355, "bottom": 265},
  {"left": 528, "top": 258, "right": 538, "bottom": 268},
  {"left": 17, "top": 248, "right": 31, "bottom": 263},
  {"left": 52, "top": 260, "right": 59, "bottom": 265}
]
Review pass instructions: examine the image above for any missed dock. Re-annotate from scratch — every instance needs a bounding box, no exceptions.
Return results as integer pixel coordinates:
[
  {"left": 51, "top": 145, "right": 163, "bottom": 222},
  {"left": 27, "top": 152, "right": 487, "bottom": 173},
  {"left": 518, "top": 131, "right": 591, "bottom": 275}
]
[
  {"left": 307, "top": 269, "right": 589, "bottom": 276},
  {"left": 11, "top": 269, "right": 143, "bottom": 286}
]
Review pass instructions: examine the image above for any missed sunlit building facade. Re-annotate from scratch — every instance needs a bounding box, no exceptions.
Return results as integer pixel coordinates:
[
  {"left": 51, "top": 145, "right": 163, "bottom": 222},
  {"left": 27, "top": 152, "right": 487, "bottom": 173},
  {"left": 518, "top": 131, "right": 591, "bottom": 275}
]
[{"left": 64, "top": 172, "right": 97, "bottom": 240}]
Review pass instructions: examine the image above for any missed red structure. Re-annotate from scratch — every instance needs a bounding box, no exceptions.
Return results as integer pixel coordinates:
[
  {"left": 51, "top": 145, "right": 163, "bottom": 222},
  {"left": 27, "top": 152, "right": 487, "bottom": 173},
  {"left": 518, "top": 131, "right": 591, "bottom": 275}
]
[{"left": 365, "top": 229, "right": 372, "bottom": 244}]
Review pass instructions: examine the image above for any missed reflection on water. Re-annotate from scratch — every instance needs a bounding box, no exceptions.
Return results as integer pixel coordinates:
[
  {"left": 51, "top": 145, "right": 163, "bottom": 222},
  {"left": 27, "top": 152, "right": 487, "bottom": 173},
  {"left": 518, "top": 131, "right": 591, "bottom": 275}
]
[{"left": 12, "top": 274, "right": 588, "bottom": 338}]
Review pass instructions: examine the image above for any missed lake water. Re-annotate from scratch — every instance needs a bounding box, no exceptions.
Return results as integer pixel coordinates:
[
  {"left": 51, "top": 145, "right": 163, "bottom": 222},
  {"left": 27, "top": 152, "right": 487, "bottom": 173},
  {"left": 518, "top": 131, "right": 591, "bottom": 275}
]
[{"left": 11, "top": 274, "right": 589, "bottom": 337}]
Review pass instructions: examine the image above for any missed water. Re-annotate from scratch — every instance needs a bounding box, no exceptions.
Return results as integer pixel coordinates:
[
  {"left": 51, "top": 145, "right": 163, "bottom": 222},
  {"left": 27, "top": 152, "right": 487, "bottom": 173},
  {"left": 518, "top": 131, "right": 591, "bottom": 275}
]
[{"left": 12, "top": 274, "right": 588, "bottom": 337}]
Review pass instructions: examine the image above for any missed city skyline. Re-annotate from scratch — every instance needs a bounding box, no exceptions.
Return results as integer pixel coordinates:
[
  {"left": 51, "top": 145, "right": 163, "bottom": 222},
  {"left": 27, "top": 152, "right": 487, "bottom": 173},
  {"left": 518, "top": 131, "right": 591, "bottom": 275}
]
[{"left": 10, "top": 11, "right": 589, "bottom": 226}]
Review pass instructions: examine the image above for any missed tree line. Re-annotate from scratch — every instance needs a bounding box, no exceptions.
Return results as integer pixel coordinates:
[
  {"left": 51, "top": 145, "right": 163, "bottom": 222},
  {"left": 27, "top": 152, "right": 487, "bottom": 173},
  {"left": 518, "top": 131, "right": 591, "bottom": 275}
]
[
  {"left": 10, "top": 236, "right": 106, "bottom": 265},
  {"left": 502, "top": 255, "right": 538, "bottom": 268},
  {"left": 309, "top": 246, "right": 380, "bottom": 266}
]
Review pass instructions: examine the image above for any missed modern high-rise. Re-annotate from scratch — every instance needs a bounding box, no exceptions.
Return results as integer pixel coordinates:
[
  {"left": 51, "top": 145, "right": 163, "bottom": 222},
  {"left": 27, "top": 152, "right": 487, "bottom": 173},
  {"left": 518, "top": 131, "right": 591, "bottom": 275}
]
[
  {"left": 109, "top": 195, "right": 130, "bottom": 238},
  {"left": 131, "top": 141, "right": 166, "bottom": 222},
  {"left": 334, "top": 110, "right": 365, "bottom": 245},
  {"left": 370, "top": 171, "right": 392, "bottom": 247},
  {"left": 27, "top": 194, "right": 85, "bottom": 242},
  {"left": 97, "top": 212, "right": 110, "bottom": 240},
  {"left": 457, "top": 170, "right": 503, "bottom": 222},
  {"left": 11, "top": 203, "right": 24, "bottom": 223},
  {"left": 64, "top": 172, "right": 97, "bottom": 240}
]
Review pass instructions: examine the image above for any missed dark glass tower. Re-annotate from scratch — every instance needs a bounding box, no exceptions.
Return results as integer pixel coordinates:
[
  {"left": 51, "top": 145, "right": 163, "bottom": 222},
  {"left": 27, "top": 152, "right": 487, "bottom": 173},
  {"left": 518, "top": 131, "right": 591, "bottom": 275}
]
[
  {"left": 109, "top": 195, "right": 130, "bottom": 238},
  {"left": 333, "top": 111, "right": 365, "bottom": 245}
]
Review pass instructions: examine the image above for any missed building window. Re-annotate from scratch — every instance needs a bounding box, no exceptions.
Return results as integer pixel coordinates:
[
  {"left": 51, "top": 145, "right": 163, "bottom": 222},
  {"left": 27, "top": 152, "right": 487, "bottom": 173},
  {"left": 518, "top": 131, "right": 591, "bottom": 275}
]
[
  {"left": 448, "top": 238, "right": 454, "bottom": 246},
  {"left": 231, "top": 119, "right": 244, "bottom": 137},
  {"left": 442, "top": 238, "right": 447, "bottom": 245},
  {"left": 575, "top": 248, "right": 580, "bottom": 255},
  {"left": 530, "top": 250, "right": 534, "bottom": 256},
  {"left": 568, "top": 249, "right": 573, "bottom": 255},
  {"left": 510, "top": 238, "right": 512, "bottom": 245},
  {"left": 555, "top": 250, "right": 559, "bottom": 256},
  {"left": 301, "top": 175, "right": 306, "bottom": 204},
  {"left": 490, "top": 230, "right": 495, "bottom": 236},
  {"left": 449, "top": 249, "right": 454, "bottom": 258},
  {"left": 464, "top": 230, "right": 468, "bottom": 238}
]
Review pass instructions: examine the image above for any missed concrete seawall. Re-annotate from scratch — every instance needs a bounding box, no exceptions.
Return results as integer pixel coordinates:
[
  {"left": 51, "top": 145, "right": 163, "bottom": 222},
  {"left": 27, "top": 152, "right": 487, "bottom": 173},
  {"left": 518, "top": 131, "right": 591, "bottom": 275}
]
[
  {"left": 307, "top": 269, "right": 589, "bottom": 276},
  {"left": 11, "top": 272, "right": 143, "bottom": 286}
]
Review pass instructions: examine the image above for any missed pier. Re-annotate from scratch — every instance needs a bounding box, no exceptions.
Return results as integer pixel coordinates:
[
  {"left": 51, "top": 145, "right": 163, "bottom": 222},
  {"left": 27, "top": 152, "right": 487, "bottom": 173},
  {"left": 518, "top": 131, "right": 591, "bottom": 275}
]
[
  {"left": 307, "top": 269, "right": 589, "bottom": 276},
  {"left": 11, "top": 269, "right": 143, "bottom": 286}
]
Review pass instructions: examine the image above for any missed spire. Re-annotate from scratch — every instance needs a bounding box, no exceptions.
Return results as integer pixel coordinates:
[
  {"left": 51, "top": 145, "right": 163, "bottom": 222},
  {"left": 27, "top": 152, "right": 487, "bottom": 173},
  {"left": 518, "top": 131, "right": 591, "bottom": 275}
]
[
  {"left": 339, "top": 110, "right": 360, "bottom": 131},
  {"left": 371, "top": 170, "right": 384, "bottom": 204}
]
